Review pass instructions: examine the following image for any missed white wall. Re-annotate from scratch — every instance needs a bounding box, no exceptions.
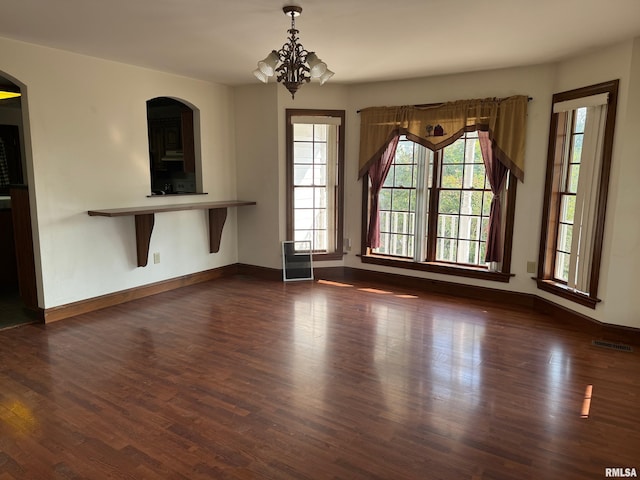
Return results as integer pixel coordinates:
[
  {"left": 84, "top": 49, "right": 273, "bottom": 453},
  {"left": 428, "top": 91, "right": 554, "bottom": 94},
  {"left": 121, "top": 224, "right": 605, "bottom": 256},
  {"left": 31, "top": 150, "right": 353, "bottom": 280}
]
[
  {"left": 234, "top": 84, "right": 280, "bottom": 268},
  {"left": 235, "top": 83, "right": 350, "bottom": 269},
  {"left": 0, "top": 36, "right": 239, "bottom": 308},
  {"left": 234, "top": 39, "right": 640, "bottom": 329}
]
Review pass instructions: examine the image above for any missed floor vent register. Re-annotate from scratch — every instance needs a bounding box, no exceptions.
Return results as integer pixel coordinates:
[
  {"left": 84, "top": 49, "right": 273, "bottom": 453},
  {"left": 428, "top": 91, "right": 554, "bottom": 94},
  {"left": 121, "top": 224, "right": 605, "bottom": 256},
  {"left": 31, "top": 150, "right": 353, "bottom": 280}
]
[{"left": 592, "top": 340, "right": 633, "bottom": 352}]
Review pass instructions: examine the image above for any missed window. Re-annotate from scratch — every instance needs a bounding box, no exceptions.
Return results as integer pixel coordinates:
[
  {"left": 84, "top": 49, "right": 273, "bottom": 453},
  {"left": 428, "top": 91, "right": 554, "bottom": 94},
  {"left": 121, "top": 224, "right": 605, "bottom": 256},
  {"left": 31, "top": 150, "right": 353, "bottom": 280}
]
[
  {"left": 537, "top": 80, "right": 619, "bottom": 307},
  {"left": 286, "top": 109, "right": 345, "bottom": 260},
  {"left": 376, "top": 138, "right": 421, "bottom": 258},
  {"left": 435, "top": 132, "right": 493, "bottom": 265},
  {"left": 365, "top": 132, "right": 516, "bottom": 281},
  {"left": 147, "top": 97, "right": 199, "bottom": 195},
  {"left": 553, "top": 107, "right": 586, "bottom": 283}
]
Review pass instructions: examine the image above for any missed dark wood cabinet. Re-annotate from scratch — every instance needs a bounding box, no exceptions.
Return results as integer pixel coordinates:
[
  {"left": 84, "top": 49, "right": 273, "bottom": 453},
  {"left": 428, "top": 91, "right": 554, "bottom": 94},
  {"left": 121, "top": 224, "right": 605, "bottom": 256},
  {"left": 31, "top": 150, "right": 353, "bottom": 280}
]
[
  {"left": 148, "top": 117, "right": 182, "bottom": 169},
  {"left": 0, "top": 207, "right": 18, "bottom": 288},
  {"left": 181, "top": 109, "right": 195, "bottom": 174},
  {"left": 0, "top": 125, "right": 23, "bottom": 195}
]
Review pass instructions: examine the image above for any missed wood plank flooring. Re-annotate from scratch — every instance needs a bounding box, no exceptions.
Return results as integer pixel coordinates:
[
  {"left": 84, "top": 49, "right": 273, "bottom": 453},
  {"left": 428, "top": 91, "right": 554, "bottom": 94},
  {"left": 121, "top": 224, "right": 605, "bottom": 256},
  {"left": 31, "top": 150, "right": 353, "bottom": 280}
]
[{"left": 1, "top": 274, "right": 639, "bottom": 479}]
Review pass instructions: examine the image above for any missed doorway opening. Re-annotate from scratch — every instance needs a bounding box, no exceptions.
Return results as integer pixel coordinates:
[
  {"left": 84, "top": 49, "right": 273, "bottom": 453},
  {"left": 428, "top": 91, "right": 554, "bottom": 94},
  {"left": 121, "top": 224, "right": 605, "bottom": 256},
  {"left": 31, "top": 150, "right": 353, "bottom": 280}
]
[{"left": 0, "top": 72, "right": 38, "bottom": 330}]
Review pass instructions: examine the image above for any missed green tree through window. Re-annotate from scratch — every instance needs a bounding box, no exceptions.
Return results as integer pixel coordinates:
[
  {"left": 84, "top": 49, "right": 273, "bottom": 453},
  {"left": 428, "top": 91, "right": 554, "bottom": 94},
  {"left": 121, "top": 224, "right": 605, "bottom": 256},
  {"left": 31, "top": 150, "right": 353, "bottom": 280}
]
[{"left": 373, "top": 132, "right": 510, "bottom": 272}]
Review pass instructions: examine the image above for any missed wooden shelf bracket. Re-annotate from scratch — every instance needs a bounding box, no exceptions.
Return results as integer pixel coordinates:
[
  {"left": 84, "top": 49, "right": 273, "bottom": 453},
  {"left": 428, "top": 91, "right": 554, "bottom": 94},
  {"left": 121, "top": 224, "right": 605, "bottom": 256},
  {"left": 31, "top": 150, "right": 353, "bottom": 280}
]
[{"left": 134, "top": 214, "right": 155, "bottom": 267}]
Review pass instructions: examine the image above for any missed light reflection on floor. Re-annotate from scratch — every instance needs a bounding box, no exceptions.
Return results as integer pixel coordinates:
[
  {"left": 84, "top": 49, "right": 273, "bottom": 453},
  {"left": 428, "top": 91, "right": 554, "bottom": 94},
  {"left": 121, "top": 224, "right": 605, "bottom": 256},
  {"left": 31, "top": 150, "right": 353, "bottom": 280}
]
[
  {"left": 281, "top": 279, "right": 610, "bottom": 465},
  {"left": 291, "top": 295, "right": 329, "bottom": 409},
  {"left": 291, "top": 283, "right": 486, "bottom": 426},
  {"left": 546, "top": 343, "right": 572, "bottom": 424}
]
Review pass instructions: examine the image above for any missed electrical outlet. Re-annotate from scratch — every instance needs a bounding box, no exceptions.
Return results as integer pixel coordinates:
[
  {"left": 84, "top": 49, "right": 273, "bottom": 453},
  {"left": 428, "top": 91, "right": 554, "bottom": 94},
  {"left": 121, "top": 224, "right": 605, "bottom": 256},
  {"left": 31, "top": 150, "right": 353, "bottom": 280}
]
[
  {"left": 344, "top": 238, "right": 352, "bottom": 251},
  {"left": 526, "top": 261, "right": 536, "bottom": 274},
  {"left": 153, "top": 252, "right": 161, "bottom": 264}
]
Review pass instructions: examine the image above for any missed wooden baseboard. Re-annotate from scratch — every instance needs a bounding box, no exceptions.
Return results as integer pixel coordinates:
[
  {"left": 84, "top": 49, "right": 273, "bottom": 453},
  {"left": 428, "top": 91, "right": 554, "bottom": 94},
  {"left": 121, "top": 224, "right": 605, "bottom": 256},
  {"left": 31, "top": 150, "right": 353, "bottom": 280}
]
[
  {"left": 236, "top": 263, "right": 282, "bottom": 281},
  {"left": 41, "top": 262, "right": 640, "bottom": 344},
  {"left": 313, "top": 266, "right": 348, "bottom": 281},
  {"left": 533, "top": 296, "right": 640, "bottom": 345},
  {"left": 44, "top": 264, "right": 239, "bottom": 323},
  {"left": 335, "top": 267, "right": 535, "bottom": 307},
  {"left": 315, "top": 266, "right": 640, "bottom": 343}
]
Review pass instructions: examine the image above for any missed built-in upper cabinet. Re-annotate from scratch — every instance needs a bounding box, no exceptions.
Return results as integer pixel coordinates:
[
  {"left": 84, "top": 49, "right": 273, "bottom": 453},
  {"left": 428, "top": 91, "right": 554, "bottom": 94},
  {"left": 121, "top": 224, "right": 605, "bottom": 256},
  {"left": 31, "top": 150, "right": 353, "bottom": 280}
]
[
  {"left": 147, "top": 97, "right": 196, "bottom": 195},
  {"left": 0, "top": 124, "right": 23, "bottom": 196}
]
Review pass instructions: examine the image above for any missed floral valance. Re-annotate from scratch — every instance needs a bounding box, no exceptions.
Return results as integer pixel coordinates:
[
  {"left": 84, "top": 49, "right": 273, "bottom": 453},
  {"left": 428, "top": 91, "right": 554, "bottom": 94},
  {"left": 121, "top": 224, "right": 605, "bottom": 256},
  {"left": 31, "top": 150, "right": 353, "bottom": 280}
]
[{"left": 358, "top": 95, "right": 528, "bottom": 181}]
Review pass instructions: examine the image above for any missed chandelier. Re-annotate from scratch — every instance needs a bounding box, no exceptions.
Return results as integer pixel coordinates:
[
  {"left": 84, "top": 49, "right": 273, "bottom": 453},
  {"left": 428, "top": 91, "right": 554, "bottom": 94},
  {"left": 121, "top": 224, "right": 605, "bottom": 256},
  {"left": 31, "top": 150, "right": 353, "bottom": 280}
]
[{"left": 253, "top": 6, "right": 334, "bottom": 99}]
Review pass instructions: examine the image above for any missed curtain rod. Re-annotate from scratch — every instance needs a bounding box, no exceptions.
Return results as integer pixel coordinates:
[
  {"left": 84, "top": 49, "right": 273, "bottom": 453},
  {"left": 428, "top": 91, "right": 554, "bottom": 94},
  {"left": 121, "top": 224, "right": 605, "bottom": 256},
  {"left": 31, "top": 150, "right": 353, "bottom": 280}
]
[{"left": 356, "top": 96, "right": 533, "bottom": 114}]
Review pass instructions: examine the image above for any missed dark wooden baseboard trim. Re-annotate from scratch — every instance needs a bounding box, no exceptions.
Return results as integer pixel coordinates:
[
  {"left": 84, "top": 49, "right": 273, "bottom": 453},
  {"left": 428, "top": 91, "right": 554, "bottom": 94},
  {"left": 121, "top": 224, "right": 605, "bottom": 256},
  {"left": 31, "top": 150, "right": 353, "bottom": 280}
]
[
  {"left": 533, "top": 295, "right": 640, "bottom": 344},
  {"left": 236, "top": 263, "right": 282, "bottom": 281},
  {"left": 314, "top": 266, "right": 640, "bottom": 344},
  {"left": 41, "top": 263, "right": 640, "bottom": 345},
  {"left": 44, "top": 264, "right": 239, "bottom": 323},
  {"left": 329, "top": 267, "right": 535, "bottom": 307}
]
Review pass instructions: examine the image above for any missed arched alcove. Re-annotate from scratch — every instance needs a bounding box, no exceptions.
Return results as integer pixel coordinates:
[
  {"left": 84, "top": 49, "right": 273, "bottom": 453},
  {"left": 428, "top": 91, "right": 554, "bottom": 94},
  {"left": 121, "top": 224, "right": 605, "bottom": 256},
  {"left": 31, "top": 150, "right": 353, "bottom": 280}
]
[{"left": 146, "top": 97, "right": 201, "bottom": 195}]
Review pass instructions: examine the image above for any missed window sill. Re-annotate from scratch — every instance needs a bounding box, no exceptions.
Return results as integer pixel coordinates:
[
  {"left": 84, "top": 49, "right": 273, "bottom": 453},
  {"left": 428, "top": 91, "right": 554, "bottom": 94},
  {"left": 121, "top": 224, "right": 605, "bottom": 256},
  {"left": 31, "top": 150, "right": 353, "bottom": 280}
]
[
  {"left": 312, "top": 252, "right": 345, "bottom": 262},
  {"left": 361, "top": 254, "right": 513, "bottom": 283},
  {"left": 148, "top": 192, "right": 208, "bottom": 198},
  {"left": 535, "top": 279, "right": 600, "bottom": 309}
]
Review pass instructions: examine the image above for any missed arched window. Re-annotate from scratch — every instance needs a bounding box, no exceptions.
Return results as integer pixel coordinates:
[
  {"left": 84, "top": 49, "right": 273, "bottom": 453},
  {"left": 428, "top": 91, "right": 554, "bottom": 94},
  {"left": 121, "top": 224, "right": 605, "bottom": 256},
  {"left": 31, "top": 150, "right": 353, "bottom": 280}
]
[{"left": 147, "top": 97, "right": 199, "bottom": 195}]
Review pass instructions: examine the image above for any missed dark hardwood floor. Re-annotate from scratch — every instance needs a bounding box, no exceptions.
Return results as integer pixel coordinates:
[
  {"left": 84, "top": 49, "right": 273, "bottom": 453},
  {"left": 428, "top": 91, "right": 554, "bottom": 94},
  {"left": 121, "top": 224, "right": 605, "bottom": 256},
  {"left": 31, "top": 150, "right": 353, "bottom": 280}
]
[{"left": 1, "top": 274, "right": 639, "bottom": 479}]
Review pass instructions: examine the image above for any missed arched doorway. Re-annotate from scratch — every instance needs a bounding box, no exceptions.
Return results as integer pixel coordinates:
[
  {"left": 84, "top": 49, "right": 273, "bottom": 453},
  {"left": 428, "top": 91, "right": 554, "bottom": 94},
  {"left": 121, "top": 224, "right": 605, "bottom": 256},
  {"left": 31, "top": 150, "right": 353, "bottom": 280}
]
[{"left": 0, "top": 72, "right": 38, "bottom": 329}]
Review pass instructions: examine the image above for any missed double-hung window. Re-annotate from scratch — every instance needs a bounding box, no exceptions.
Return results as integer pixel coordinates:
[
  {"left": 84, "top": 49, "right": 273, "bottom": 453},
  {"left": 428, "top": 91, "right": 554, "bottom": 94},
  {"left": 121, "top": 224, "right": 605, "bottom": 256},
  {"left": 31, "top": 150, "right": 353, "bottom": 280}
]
[
  {"left": 537, "top": 80, "right": 618, "bottom": 307},
  {"left": 286, "top": 109, "right": 345, "bottom": 260},
  {"left": 434, "top": 132, "right": 493, "bottom": 266},
  {"left": 365, "top": 131, "right": 516, "bottom": 281},
  {"left": 376, "top": 138, "right": 421, "bottom": 258}
]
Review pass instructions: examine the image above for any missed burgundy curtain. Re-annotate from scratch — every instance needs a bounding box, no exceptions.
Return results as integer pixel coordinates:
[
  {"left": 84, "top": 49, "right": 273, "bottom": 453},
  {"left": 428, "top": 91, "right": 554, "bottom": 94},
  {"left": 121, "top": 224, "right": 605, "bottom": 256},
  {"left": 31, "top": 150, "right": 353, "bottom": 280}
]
[
  {"left": 366, "top": 136, "right": 400, "bottom": 248},
  {"left": 478, "top": 131, "right": 508, "bottom": 263}
]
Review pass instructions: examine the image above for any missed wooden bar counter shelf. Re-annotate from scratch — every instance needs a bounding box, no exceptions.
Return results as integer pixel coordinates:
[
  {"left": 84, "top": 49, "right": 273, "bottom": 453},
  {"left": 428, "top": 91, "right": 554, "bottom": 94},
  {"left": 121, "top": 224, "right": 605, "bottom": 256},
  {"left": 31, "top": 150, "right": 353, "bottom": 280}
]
[{"left": 88, "top": 200, "right": 256, "bottom": 267}]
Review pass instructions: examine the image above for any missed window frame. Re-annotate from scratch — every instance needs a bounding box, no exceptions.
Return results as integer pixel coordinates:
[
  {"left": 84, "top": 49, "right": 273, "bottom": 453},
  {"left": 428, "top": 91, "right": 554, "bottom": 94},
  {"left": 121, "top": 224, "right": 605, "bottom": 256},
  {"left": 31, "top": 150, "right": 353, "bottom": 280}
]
[
  {"left": 361, "top": 133, "right": 517, "bottom": 282},
  {"left": 286, "top": 109, "right": 345, "bottom": 261},
  {"left": 536, "top": 80, "right": 619, "bottom": 308}
]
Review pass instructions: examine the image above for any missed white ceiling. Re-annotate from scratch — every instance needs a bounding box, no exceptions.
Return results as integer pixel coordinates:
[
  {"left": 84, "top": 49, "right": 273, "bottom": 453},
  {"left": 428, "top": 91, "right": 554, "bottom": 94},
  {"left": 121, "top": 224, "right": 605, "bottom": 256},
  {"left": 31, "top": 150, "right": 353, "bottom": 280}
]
[{"left": 1, "top": 0, "right": 640, "bottom": 86}]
